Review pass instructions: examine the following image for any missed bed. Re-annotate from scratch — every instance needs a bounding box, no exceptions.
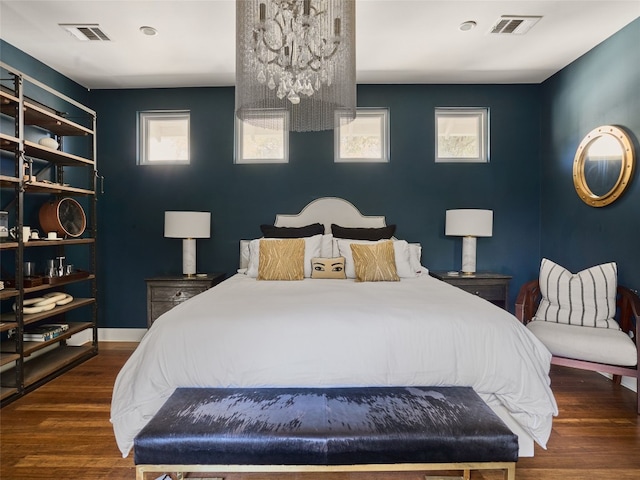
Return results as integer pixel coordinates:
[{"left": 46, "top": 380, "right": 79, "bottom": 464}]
[{"left": 110, "top": 197, "right": 558, "bottom": 459}]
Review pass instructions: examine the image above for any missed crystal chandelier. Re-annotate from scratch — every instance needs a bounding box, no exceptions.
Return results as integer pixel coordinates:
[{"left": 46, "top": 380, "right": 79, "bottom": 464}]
[{"left": 236, "top": 0, "right": 356, "bottom": 132}]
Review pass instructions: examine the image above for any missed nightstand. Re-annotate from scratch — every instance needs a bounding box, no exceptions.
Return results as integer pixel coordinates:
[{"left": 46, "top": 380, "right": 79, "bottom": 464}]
[
  {"left": 430, "top": 271, "right": 512, "bottom": 310},
  {"left": 145, "top": 274, "right": 226, "bottom": 327}
]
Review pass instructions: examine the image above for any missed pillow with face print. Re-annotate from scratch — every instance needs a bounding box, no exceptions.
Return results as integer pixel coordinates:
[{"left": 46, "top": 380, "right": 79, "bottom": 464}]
[{"left": 310, "top": 257, "right": 346, "bottom": 279}]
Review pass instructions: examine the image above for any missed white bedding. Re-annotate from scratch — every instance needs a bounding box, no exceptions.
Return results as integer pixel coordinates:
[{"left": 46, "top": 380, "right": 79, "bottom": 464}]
[{"left": 111, "top": 273, "right": 558, "bottom": 458}]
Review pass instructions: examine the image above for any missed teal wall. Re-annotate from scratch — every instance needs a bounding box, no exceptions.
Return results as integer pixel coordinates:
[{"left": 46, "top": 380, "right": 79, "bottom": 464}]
[
  {"left": 3, "top": 16, "right": 639, "bottom": 329},
  {"left": 90, "top": 84, "right": 540, "bottom": 327},
  {"left": 540, "top": 18, "right": 640, "bottom": 292}
]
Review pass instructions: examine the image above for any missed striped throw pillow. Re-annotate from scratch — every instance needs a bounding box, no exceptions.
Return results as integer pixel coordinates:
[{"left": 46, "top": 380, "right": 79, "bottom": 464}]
[{"left": 534, "top": 258, "right": 618, "bottom": 328}]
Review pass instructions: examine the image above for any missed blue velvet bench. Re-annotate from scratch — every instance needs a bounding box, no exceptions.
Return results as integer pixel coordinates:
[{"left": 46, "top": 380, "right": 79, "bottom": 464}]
[{"left": 134, "top": 386, "right": 518, "bottom": 480}]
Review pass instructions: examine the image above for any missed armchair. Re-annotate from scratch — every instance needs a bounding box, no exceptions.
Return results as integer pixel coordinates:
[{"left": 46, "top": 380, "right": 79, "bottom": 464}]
[{"left": 516, "top": 280, "right": 639, "bottom": 414}]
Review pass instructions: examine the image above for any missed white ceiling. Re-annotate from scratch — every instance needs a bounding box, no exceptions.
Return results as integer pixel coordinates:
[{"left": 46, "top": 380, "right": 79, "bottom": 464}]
[{"left": 1, "top": 1, "right": 638, "bottom": 90}]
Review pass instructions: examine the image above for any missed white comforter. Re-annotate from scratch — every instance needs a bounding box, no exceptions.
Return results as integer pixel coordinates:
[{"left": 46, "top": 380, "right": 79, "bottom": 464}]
[{"left": 111, "top": 273, "right": 558, "bottom": 457}]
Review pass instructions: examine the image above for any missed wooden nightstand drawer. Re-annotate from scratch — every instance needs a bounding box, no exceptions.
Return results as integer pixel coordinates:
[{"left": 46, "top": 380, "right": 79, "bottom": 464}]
[
  {"left": 146, "top": 274, "right": 226, "bottom": 327},
  {"left": 457, "top": 284, "right": 504, "bottom": 301},
  {"left": 429, "top": 271, "right": 512, "bottom": 310},
  {"left": 151, "top": 286, "right": 208, "bottom": 302}
]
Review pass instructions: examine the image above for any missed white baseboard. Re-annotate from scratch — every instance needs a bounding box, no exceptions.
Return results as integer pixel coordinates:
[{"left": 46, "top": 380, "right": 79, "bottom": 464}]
[
  {"left": 600, "top": 372, "right": 638, "bottom": 393},
  {"left": 622, "top": 376, "right": 638, "bottom": 393},
  {"left": 98, "top": 328, "right": 147, "bottom": 342},
  {"left": 66, "top": 328, "right": 146, "bottom": 346}
]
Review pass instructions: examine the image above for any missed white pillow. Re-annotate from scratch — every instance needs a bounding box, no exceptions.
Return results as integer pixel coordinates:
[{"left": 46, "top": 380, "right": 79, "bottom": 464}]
[
  {"left": 408, "top": 243, "right": 424, "bottom": 275},
  {"left": 320, "top": 234, "right": 334, "bottom": 258},
  {"left": 241, "top": 235, "right": 332, "bottom": 272},
  {"left": 336, "top": 238, "right": 418, "bottom": 279},
  {"left": 246, "top": 234, "right": 322, "bottom": 278},
  {"left": 534, "top": 258, "right": 618, "bottom": 329},
  {"left": 239, "top": 239, "right": 251, "bottom": 270}
]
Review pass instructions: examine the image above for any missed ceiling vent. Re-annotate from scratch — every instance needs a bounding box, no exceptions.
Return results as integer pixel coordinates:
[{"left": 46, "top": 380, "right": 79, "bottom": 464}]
[
  {"left": 489, "top": 15, "right": 542, "bottom": 35},
  {"left": 59, "top": 24, "right": 111, "bottom": 41}
]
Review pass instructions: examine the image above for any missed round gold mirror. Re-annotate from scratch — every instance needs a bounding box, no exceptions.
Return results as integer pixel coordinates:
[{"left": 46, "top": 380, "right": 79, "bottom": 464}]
[{"left": 573, "top": 125, "right": 635, "bottom": 207}]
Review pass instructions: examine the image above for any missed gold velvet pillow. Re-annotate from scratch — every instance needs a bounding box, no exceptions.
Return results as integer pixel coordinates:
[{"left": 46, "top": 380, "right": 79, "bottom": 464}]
[
  {"left": 350, "top": 240, "right": 400, "bottom": 282},
  {"left": 310, "top": 257, "right": 346, "bottom": 279},
  {"left": 258, "top": 238, "right": 305, "bottom": 281}
]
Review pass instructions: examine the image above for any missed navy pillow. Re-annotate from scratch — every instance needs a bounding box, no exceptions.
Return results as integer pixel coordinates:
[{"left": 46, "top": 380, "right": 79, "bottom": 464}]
[
  {"left": 260, "top": 223, "right": 324, "bottom": 238},
  {"left": 331, "top": 224, "right": 396, "bottom": 241}
]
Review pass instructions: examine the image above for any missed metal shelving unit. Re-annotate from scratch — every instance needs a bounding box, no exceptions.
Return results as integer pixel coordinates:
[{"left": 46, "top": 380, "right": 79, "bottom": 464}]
[{"left": 0, "top": 62, "right": 98, "bottom": 405}]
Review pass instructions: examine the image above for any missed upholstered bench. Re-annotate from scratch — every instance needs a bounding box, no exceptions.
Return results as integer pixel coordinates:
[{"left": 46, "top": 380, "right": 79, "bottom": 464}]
[{"left": 134, "top": 386, "right": 518, "bottom": 480}]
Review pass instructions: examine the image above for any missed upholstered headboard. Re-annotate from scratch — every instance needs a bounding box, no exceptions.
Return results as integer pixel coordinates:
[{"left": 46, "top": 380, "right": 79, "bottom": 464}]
[
  {"left": 239, "top": 197, "right": 387, "bottom": 270},
  {"left": 274, "top": 197, "right": 386, "bottom": 233}
]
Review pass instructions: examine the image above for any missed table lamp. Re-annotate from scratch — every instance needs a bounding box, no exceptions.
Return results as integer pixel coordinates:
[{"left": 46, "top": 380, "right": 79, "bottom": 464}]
[
  {"left": 445, "top": 209, "right": 493, "bottom": 275},
  {"left": 164, "top": 211, "right": 211, "bottom": 276}
]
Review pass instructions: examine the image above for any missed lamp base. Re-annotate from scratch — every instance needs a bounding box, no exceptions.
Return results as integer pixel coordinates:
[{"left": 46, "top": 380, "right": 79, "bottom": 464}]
[
  {"left": 461, "top": 236, "right": 477, "bottom": 275},
  {"left": 182, "top": 238, "right": 196, "bottom": 276}
]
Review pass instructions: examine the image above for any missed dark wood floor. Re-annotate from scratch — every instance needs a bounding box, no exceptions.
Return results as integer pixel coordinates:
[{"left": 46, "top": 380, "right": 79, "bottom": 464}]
[{"left": 0, "top": 342, "right": 638, "bottom": 480}]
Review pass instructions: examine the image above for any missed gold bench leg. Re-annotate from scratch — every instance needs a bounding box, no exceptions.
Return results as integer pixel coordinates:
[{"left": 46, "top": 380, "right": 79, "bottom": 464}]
[{"left": 136, "top": 463, "right": 516, "bottom": 480}]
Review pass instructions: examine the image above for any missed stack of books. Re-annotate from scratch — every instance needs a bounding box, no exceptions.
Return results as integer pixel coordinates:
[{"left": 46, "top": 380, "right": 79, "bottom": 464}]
[{"left": 23, "top": 323, "right": 69, "bottom": 342}]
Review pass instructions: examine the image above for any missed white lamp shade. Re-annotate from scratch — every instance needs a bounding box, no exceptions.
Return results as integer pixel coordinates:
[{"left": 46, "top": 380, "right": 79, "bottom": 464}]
[
  {"left": 164, "top": 211, "right": 211, "bottom": 239},
  {"left": 445, "top": 209, "right": 493, "bottom": 237}
]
